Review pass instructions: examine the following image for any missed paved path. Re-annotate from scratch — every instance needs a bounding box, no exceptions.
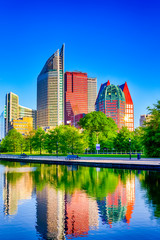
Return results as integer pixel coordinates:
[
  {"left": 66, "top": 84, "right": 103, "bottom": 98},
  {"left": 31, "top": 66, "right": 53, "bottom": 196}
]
[{"left": 0, "top": 154, "right": 160, "bottom": 171}]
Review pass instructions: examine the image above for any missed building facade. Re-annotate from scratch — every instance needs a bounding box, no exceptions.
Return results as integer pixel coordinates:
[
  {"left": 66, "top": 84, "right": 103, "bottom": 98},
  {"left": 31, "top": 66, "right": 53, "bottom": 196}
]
[
  {"left": 37, "top": 44, "right": 64, "bottom": 129},
  {"left": 95, "top": 81, "right": 134, "bottom": 131},
  {"left": 0, "top": 111, "right": 5, "bottom": 140},
  {"left": 119, "top": 82, "right": 134, "bottom": 131},
  {"left": 140, "top": 114, "right": 151, "bottom": 127},
  {"left": 4, "top": 92, "right": 36, "bottom": 135},
  {"left": 87, "top": 77, "right": 97, "bottom": 113},
  {"left": 65, "top": 72, "right": 88, "bottom": 125},
  {"left": 10, "top": 117, "right": 33, "bottom": 135}
]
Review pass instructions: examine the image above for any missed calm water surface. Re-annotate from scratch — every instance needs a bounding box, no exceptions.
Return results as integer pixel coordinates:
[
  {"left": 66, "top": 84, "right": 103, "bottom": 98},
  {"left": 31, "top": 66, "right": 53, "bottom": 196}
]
[{"left": 0, "top": 161, "right": 160, "bottom": 240}]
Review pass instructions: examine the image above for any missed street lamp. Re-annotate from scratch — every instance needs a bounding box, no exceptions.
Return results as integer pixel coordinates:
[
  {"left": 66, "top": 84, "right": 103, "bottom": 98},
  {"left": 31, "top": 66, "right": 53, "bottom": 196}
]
[
  {"left": 56, "top": 142, "right": 58, "bottom": 158},
  {"left": 129, "top": 138, "right": 131, "bottom": 160}
]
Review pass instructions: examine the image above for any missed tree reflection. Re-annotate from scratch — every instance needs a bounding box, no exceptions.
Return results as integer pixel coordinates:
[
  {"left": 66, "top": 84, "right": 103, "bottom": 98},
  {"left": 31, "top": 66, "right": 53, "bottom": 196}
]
[{"left": 140, "top": 171, "right": 160, "bottom": 219}]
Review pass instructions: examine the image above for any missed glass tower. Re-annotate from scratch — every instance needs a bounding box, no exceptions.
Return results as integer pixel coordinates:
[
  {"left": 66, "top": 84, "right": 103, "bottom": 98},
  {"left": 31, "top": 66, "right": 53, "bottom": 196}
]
[{"left": 37, "top": 44, "right": 64, "bottom": 129}]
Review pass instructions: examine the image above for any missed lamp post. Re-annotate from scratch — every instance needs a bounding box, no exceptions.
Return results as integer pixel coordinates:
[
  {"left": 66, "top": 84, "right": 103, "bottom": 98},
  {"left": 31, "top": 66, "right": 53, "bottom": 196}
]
[
  {"left": 129, "top": 138, "right": 131, "bottom": 160},
  {"left": 56, "top": 141, "right": 58, "bottom": 158},
  {"left": 21, "top": 143, "right": 22, "bottom": 154}
]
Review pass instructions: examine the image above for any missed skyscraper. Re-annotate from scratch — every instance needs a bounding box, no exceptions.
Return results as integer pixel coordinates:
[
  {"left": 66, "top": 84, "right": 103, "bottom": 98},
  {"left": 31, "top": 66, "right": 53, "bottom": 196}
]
[
  {"left": 0, "top": 111, "right": 4, "bottom": 140},
  {"left": 37, "top": 44, "right": 65, "bottom": 129},
  {"left": 87, "top": 77, "right": 97, "bottom": 113},
  {"left": 5, "top": 92, "right": 19, "bottom": 135},
  {"left": 95, "top": 81, "right": 126, "bottom": 129},
  {"left": 95, "top": 81, "right": 134, "bottom": 131},
  {"left": 119, "top": 82, "right": 134, "bottom": 131},
  {"left": 4, "top": 92, "right": 37, "bottom": 135},
  {"left": 65, "top": 71, "right": 88, "bottom": 125}
]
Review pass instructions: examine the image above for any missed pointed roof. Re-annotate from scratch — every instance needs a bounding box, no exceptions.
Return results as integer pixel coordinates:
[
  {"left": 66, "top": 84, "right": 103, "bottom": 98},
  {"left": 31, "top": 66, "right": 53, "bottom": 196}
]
[
  {"left": 119, "top": 82, "right": 133, "bottom": 104},
  {"left": 107, "top": 80, "right": 110, "bottom": 86}
]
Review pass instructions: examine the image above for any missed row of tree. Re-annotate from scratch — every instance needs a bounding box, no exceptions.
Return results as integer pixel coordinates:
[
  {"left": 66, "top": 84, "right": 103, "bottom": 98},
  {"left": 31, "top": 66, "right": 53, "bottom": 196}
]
[{"left": 1, "top": 100, "right": 160, "bottom": 157}]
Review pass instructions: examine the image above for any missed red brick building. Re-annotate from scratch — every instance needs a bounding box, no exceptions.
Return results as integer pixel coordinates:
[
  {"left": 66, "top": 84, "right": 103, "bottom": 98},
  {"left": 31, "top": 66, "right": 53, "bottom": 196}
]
[{"left": 65, "top": 72, "right": 88, "bottom": 125}]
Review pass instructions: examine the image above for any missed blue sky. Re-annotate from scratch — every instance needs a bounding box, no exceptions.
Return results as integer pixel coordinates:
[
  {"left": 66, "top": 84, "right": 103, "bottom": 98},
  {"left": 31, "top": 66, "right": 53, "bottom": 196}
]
[{"left": 0, "top": 0, "right": 160, "bottom": 128}]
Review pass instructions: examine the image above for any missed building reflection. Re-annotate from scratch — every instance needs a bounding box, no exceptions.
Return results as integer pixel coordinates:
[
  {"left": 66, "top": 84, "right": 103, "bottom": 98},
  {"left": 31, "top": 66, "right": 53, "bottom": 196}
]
[
  {"left": 3, "top": 167, "right": 34, "bottom": 215},
  {"left": 36, "top": 185, "right": 65, "bottom": 240},
  {"left": 97, "top": 175, "right": 135, "bottom": 226},
  {"left": 65, "top": 191, "right": 98, "bottom": 239}
]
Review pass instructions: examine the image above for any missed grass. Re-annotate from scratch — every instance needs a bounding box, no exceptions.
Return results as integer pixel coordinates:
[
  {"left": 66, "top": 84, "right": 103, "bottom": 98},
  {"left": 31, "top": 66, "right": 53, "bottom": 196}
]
[{"left": 0, "top": 152, "right": 146, "bottom": 158}]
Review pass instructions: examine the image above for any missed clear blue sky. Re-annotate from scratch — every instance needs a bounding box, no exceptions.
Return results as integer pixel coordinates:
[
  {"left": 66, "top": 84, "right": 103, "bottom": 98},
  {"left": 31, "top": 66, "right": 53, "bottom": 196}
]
[{"left": 0, "top": 0, "right": 160, "bottom": 128}]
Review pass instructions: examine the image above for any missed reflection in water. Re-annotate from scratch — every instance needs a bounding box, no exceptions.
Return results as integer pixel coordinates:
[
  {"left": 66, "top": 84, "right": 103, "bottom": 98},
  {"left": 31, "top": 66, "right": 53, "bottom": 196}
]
[
  {"left": 98, "top": 176, "right": 135, "bottom": 226},
  {"left": 36, "top": 185, "right": 65, "bottom": 240},
  {"left": 65, "top": 191, "right": 98, "bottom": 239},
  {"left": 1, "top": 162, "right": 160, "bottom": 239},
  {"left": 3, "top": 168, "right": 33, "bottom": 215}
]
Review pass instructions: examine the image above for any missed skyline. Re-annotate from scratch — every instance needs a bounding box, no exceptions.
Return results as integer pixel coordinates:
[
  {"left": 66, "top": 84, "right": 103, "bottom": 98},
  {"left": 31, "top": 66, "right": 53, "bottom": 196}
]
[{"left": 0, "top": 0, "right": 160, "bottom": 128}]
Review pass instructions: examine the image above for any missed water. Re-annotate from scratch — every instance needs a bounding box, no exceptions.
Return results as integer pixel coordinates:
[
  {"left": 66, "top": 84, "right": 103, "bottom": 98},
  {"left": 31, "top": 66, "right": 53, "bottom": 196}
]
[{"left": 0, "top": 161, "right": 160, "bottom": 240}]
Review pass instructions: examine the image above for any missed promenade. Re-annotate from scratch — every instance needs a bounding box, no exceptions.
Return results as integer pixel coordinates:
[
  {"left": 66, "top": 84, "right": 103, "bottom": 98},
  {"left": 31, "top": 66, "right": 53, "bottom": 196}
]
[{"left": 0, "top": 154, "right": 160, "bottom": 171}]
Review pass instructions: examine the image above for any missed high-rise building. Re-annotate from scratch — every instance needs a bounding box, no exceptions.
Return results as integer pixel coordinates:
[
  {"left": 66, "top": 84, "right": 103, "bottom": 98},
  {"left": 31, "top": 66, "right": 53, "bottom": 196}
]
[
  {"left": 87, "top": 77, "right": 97, "bottom": 113},
  {"left": 119, "top": 82, "right": 134, "bottom": 131},
  {"left": 95, "top": 80, "right": 134, "bottom": 131},
  {"left": 37, "top": 44, "right": 64, "bottom": 129},
  {"left": 65, "top": 72, "right": 88, "bottom": 125},
  {"left": 0, "top": 111, "right": 5, "bottom": 140},
  {"left": 140, "top": 114, "right": 151, "bottom": 127},
  {"left": 5, "top": 92, "right": 19, "bottom": 135},
  {"left": 19, "top": 105, "right": 37, "bottom": 130},
  {"left": 4, "top": 92, "right": 37, "bottom": 135}
]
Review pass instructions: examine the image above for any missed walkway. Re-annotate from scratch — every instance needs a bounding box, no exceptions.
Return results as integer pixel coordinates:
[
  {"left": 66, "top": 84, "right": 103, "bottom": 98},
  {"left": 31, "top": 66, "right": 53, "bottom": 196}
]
[{"left": 0, "top": 154, "right": 160, "bottom": 171}]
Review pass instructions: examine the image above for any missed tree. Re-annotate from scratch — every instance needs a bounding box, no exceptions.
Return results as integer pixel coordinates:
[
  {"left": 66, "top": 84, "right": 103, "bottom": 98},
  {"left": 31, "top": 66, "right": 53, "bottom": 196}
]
[
  {"left": 131, "top": 127, "right": 144, "bottom": 152},
  {"left": 1, "top": 129, "right": 24, "bottom": 153},
  {"left": 45, "top": 127, "right": 62, "bottom": 154},
  {"left": 78, "top": 112, "right": 117, "bottom": 151},
  {"left": 25, "top": 130, "right": 36, "bottom": 154},
  {"left": 114, "top": 127, "right": 131, "bottom": 152},
  {"left": 142, "top": 100, "right": 160, "bottom": 157},
  {"left": 59, "top": 125, "right": 86, "bottom": 154},
  {"left": 32, "top": 128, "right": 46, "bottom": 155}
]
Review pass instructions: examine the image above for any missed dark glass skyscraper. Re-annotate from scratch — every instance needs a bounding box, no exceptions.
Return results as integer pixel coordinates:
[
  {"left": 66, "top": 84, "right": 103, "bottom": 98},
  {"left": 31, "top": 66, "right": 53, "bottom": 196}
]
[{"left": 37, "top": 44, "right": 65, "bottom": 129}]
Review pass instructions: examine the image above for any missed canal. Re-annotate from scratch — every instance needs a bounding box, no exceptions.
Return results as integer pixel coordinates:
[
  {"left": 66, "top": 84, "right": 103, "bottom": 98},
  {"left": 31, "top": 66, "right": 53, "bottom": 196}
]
[{"left": 0, "top": 161, "right": 160, "bottom": 239}]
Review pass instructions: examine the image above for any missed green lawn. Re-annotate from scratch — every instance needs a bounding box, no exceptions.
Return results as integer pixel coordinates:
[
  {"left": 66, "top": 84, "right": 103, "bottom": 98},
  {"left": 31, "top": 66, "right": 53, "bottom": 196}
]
[{"left": 0, "top": 152, "right": 146, "bottom": 158}]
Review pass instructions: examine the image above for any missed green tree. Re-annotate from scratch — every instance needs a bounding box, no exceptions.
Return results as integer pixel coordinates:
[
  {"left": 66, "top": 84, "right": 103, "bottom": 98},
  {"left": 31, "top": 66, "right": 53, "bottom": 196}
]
[
  {"left": 32, "top": 128, "right": 46, "bottom": 155},
  {"left": 45, "top": 127, "right": 61, "bottom": 154},
  {"left": 131, "top": 127, "right": 144, "bottom": 152},
  {"left": 59, "top": 125, "right": 86, "bottom": 154},
  {"left": 142, "top": 100, "right": 160, "bottom": 157},
  {"left": 78, "top": 112, "right": 117, "bottom": 152},
  {"left": 1, "top": 129, "right": 24, "bottom": 153},
  {"left": 25, "top": 130, "right": 36, "bottom": 154},
  {"left": 114, "top": 127, "right": 131, "bottom": 152}
]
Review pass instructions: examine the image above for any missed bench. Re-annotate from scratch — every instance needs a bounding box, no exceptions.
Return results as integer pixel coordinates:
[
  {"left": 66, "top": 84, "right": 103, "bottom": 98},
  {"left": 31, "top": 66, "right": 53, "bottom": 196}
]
[
  {"left": 19, "top": 153, "right": 28, "bottom": 158},
  {"left": 65, "top": 155, "right": 81, "bottom": 160}
]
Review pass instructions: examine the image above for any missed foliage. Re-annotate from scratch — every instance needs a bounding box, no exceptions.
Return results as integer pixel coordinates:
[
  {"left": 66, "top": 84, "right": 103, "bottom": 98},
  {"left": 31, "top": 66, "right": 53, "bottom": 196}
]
[
  {"left": 1, "top": 129, "right": 24, "bottom": 153},
  {"left": 114, "top": 127, "right": 131, "bottom": 152},
  {"left": 79, "top": 111, "right": 117, "bottom": 152},
  {"left": 32, "top": 128, "right": 46, "bottom": 155},
  {"left": 142, "top": 100, "right": 160, "bottom": 157}
]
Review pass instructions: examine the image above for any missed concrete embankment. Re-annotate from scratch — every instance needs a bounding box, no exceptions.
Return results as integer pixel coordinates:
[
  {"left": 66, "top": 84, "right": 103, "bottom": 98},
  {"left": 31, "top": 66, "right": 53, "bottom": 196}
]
[{"left": 0, "top": 154, "right": 160, "bottom": 171}]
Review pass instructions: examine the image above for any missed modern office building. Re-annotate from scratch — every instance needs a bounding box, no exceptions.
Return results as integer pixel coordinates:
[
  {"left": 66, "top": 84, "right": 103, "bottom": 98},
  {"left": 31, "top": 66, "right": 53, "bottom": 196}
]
[
  {"left": 5, "top": 92, "right": 19, "bottom": 135},
  {"left": 95, "top": 80, "right": 134, "bottom": 131},
  {"left": 0, "top": 111, "right": 5, "bottom": 140},
  {"left": 88, "top": 77, "right": 97, "bottom": 113},
  {"left": 140, "top": 114, "right": 152, "bottom": 127},
  {"left": 119, "top": 82, "right": 134, "bottom": 131},
  {"left": 19, "top": 105, "right": 37, "bottom": 130},
  {"left": 65, "top": 71, "right": 88, "bottom": 125},
  {"left": 4, "top": 92, "right": 37, "bottom": 135},
  {"left": 10, "top": 117, "right": 33, "bottom": 135},
  {"left": 37, "top": 44, "right": 64, "bottom": 129}
]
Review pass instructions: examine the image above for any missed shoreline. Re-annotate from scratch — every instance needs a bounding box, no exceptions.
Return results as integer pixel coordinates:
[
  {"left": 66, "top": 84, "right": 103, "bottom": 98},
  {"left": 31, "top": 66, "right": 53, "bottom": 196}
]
[{"left": 0, "top": 154, "right": 160, "bottom": 171}]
